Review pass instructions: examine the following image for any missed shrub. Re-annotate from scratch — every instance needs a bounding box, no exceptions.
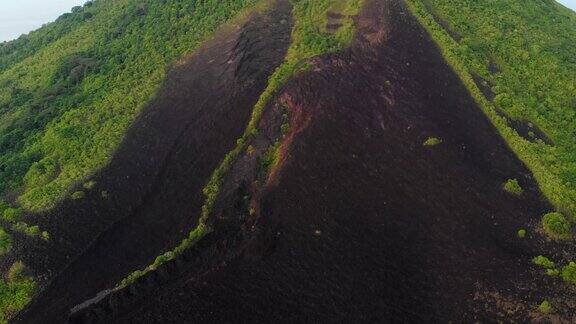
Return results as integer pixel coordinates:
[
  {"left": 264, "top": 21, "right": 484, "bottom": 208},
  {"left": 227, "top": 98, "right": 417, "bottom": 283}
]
[
  {"left": 532, "top": 255, "right": 555, "bottom": 269},
  {"left": 83, "top": 180, "right": 96, "bottom": 190},
  {"left": 7, "top": 261, "right": 26, "bottom": 282},
  {"left": 547, "top": 268, "right": 560, "bottom": 276},
  {"left": 503, "top": 179, "right": 523, "bottom": 196},
  {"left": 561, "top": 261, "right": 576, "bottom": 286},
  {"left": 542, "top": 212, "right": 572, "bottom": 240},
  {"left": 517, "top": 228, "right": 526, "bottom": 238},
  {"left": 0, "top": 275, "right": 35, "bottom": 322},
  {"left": 71, "top": 191, "right": 85, "bottom": 200},
  {"left": 12, "top": 222, "right": 40, "bottom": 237},
  {"left": 423, "top": 137, "right": 442, "bottom": 146},
  {"left": 539, "top": 300, "right": 552, "bottom": 314},
  {"left": 0, "top": 229, "right": 12, "bottom": 255},
  {"left": 2, "top": 208, "right": 22, "bottom": 222}
]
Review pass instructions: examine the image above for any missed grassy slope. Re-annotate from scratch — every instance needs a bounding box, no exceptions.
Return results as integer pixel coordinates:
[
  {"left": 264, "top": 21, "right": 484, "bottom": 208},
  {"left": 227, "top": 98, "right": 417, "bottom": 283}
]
[
  {"left": 405, "top": 0, "right": 576, "bottom": 218},
  {"left": 119, "top": 0, "right": 364, "bottom": 287},
  {"left": 0, "top": 0, "right": 264, "bottom": 320}
]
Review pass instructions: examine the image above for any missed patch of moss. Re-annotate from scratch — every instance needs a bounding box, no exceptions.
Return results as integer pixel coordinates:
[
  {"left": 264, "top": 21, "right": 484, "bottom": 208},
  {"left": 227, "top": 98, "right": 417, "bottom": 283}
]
[
  {"left": 542, "top": 212, "right": 572, "bottom": 240},
  {"left": 503, "top": 179, "right": 523, "bottom": 196}
]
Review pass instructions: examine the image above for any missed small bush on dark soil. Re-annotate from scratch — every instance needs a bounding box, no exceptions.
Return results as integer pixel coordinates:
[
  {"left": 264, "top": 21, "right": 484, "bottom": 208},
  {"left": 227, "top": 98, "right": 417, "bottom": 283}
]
[
  {"left": 539, "top": 300, "right": 552, "bottom": 314},
  {"left": 532, "top": 255, "right": 555, "bottom": 269},
  {"left": 517, "top": 228, "right": 526, "bottom": 238},
  {"left": 561, "top": 262, "right": 576, "bottom": 286},
  {"left": 71, "top": 191, "right": 85, "bottom": 200},
  {"left": 12, "top": 222, "right": 40, "bottom": 238},
  {"left": 503, "top": 179, "right": 523, "bottom": 196},
  {"left": 542, "top": 212, "right": 572, "bottom": 240},
  {"left": 547, "top": 268, "right": 560, "bottom": 277},
  {"left": 7, "top": 261, "right": 26, "bottom": 282},
  {"left": 423, "top": 137, "right": 442, "bottom": 146},
  {"left": 0, "top": 273, "right": 35, "bottom": 322},
  {"left": 0, "top": 228, "right": 12, "bottom": 256}
]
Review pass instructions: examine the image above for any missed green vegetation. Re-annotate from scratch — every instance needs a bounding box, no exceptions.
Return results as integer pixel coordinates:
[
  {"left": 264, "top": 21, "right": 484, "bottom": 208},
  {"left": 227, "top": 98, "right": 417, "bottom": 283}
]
[
  {"left": 547, "top": 268, "right": 560, "bottom": 276},
  {"left": 532, "top": 255, "right": 555, "bottom": 269},
  {"left": 539, "top": 300, "right": 552, "bottom": 314},
  {"left": 12, "top": 222, "right": 41, "bottom": 238},
  {"left": 83, "top": 180, "right": 96, "bottom": 190},
  {"left": 517, "top": 228, "right": 526, "bottom": 238},
  {"left": 504, "top": 179, "right": 523, "bottom": 196},
  {"left": 7, "top": 262, "right": 26, "bottom": 283},
  {"left": 0, "top": 262, "right": 35, "bottom": 323},
  {"left": 561, "top": 261, "right": 576, "bottom": 286},
  {"left": 71, "top": 191, "right": 85, "bottom": 200},
  {"left": 405, "top": 0, "right": 576, "bottom": 220},
  {"left": 542, "top": 212, "right": 572, "bottom": 240},
  {"left": 118, "top": 0, "right": 364, "bottom": 288},
  {"left": 423, "top": 137, "right": 442, "bottom": 146},
  {"left": 0, "top": 229, "right": 12, "bottom": 256},
  {"left": 2, "top": 208, "right": 22, "bottom": 222}
]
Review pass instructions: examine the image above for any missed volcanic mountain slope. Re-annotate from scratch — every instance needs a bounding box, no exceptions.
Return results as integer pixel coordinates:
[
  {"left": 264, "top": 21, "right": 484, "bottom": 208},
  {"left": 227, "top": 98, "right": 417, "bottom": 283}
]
[
  {"left": 0, "top": 0, "right": 575, "bottom": 322},
  {"left": 13, "top": 1, "right": 293, "bottom": 323},
  {"left": 58, "top": 0, "right": 576, "bottom": 322}
]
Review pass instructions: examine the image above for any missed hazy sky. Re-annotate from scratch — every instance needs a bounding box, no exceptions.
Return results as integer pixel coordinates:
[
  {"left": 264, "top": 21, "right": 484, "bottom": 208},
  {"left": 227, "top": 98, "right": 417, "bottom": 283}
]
[
  {"left": 559, "top": 0, "right": 576, "bottom": 10},
  {"left": 0, "top": 0, "right": 575, "bottom": 42},
  {"left": 0, "top": 0, "right": 86, "bottom": 42}
]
